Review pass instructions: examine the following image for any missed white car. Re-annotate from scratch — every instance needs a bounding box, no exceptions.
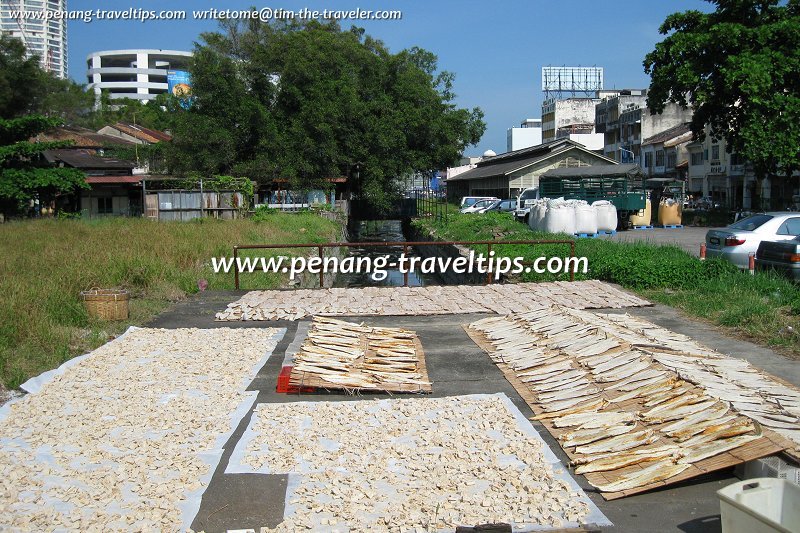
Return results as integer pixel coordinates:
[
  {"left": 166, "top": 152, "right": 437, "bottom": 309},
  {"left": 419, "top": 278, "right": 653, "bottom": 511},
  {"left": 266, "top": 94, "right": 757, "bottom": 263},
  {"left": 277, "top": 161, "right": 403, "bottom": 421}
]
[
  {"left": 705, "top": 212, "right": 800, "bottom": 268},
  {"left": 459, "top": 196, "right": 498, "bottom": 209},
  {"left": 460, "top": 199, "right": 497, "bottom": 214}
]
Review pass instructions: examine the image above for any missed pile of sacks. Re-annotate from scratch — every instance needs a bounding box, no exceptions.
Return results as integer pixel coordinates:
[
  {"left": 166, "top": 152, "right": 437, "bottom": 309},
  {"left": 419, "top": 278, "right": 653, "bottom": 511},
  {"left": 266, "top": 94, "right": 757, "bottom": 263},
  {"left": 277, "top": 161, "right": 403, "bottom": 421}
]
[{"left": 528, "top": 198, "right": 618, "bottom": 235}]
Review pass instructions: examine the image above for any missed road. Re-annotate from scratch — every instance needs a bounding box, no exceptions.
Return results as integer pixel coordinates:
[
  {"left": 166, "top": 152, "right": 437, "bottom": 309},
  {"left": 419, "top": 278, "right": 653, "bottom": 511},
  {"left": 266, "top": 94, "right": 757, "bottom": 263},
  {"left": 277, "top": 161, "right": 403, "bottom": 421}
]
[{"left": 598, "top": 226, "right": 722, "bottom": 257}]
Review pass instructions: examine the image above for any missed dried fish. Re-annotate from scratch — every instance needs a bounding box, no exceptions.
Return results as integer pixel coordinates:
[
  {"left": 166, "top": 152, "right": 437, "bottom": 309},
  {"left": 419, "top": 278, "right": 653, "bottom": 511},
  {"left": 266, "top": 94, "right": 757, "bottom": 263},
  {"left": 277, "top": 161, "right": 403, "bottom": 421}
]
[
  {"left": 575, "top": 446, "right": 679, "bottom": 474},
  {"left": 574, "top": 429, "right": 658, "bottom": 455},
  {"left": 592, "top": 461, "right": 690, "bottom": 493},
  {"left": 560, "top": 423, "right": 635, "bottom": 448}
]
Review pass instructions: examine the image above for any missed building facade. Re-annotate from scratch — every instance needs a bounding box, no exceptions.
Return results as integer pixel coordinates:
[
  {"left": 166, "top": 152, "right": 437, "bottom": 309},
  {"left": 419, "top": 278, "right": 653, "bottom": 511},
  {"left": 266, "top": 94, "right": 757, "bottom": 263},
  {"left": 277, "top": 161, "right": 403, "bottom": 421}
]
[
  {"left": 639, "top": 123, "right": 692, "bottom": 181},
  {"left": 446, "top": 139, "right": 617, "bottom": 200},
  {"left": 86, "top": 49, "right": 192, "bottom": 103},
  {"left": 506, "top": 119, "right": 542, "bottom": 152},
  {"left": 687, "top": 132, "right": 754, "bottom": 209},
  {"left": 596, "top": 92, "right": 693, "bottom": 168},
  {"left": 1, "top": 0, "right": 67, "bottom": 78}
]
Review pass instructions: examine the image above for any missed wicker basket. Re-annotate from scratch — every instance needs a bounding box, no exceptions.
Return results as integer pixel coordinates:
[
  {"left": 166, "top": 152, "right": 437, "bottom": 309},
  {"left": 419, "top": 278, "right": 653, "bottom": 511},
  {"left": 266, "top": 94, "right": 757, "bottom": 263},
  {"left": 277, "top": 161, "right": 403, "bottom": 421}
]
[{"left": 80, "top": 288, "right": 129, "bottom": 320}]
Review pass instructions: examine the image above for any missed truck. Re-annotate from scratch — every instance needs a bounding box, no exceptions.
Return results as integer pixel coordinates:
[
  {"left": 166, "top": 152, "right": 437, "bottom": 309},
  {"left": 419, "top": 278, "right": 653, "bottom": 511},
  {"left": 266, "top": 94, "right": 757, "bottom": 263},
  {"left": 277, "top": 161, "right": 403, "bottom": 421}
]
[
  {"left": 513, "top": 187, "right": 540, "bottom": 223},
  {"left": 538, "top": 164, "right": 647, "bottom": 228}
]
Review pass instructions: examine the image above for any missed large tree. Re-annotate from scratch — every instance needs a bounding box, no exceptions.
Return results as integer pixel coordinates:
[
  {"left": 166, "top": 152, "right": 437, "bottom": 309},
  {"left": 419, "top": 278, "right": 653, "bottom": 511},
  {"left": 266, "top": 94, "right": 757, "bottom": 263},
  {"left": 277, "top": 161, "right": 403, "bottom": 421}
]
[
  {"left": 167, "top": 19, "right": 485, "bottom": 209},
  {"left": 644, "top": 0, "right": 800, "bottom": 204},
  {"left": 0, "top": 36, "right": 86, "bottom": 216}
]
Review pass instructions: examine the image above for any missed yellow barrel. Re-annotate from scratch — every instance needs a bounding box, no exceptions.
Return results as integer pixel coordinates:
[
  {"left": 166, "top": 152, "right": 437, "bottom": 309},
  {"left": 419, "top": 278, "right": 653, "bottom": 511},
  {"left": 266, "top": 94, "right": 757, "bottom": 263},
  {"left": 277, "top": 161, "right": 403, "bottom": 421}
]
[
  {"left": 629, "top": 199, "right": 652, "bottom": 226},
  {"left": 658, "top": 200, "right": 682, "bottom": 226}
]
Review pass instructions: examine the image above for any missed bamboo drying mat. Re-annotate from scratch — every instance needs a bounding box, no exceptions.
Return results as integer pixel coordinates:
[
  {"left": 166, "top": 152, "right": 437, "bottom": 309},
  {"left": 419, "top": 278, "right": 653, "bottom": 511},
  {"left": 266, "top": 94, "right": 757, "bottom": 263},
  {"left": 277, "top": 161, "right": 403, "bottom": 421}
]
[
  {"left": 288, "top": 335, "right": 432, "bottom": 394},
  {"left": 464, "top": 326, "right": 792, "bottom": 500}
]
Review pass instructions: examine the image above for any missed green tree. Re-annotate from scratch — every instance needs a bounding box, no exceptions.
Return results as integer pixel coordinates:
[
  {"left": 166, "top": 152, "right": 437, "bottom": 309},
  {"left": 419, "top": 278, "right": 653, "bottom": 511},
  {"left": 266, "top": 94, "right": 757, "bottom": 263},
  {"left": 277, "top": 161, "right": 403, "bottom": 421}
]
[
  {"left": 0, "top": 37, "right": 87, "bottom": 216},
  {"left": 168, "top": 19, "right": 485, "bottom": 209},
  {"left": 644, "top": 0, "right": 800, "bottom": 207}
]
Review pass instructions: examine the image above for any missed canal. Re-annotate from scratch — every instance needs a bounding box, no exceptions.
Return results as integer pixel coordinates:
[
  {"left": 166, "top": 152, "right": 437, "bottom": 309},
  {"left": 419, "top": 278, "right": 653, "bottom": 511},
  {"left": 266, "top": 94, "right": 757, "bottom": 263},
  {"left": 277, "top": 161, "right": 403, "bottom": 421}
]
[{"left": 333, "top": 220, "right": 443, "bottom": 287}]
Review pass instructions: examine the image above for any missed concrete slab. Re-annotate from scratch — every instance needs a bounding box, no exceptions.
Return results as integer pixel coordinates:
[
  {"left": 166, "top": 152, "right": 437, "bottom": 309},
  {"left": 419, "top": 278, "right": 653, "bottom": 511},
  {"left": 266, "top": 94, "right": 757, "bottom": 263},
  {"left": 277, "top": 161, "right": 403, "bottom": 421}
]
[
  {"left": 146, "top": 291, "right": 800, "bottom": 532},
  {"left": 600, "top": 226, "right": 721, "bottom": 257}
]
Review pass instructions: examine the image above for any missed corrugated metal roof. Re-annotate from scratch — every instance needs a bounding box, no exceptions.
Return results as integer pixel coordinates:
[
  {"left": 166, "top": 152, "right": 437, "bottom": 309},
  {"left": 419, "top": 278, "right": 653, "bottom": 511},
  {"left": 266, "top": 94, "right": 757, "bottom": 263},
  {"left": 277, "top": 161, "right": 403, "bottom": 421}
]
[
  {"left": 32, "top": 126, "right": 135, "bottom": 148},
  {"left": 540, "top": 163, "right": 644, "bottom": 179},
  {"left": 110, "top": 123, "right": 172, "bottom": 143},
  {"left": 44, "top": 149, "right": 135, "bottom": 170}
]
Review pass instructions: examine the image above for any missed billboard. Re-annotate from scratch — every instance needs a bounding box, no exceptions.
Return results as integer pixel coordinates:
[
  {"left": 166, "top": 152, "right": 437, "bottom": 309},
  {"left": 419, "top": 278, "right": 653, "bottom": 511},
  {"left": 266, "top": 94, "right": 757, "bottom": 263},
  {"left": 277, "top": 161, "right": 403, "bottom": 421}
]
[
  {"left": 542, "top": 66, "right": 604, "bottom": 99},
  {"left": 167, "top": 70, "right": 194, "bottom": 109}
]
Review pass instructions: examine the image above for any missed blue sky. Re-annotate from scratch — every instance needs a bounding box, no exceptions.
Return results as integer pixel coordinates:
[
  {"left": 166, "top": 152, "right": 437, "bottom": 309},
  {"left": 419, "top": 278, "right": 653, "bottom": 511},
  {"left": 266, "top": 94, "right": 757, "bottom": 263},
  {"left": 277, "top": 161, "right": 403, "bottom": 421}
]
[{"left": 67, "top": 0, "right": 712, "bottom": 155}]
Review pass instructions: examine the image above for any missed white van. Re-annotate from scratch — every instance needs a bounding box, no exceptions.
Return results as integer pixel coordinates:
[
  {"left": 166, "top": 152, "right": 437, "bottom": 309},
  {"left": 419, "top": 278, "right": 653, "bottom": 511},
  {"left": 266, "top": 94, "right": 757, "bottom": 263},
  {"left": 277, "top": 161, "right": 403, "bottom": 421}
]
[{"left": 513, "top": 188, "right": 540, "bottom": 223}]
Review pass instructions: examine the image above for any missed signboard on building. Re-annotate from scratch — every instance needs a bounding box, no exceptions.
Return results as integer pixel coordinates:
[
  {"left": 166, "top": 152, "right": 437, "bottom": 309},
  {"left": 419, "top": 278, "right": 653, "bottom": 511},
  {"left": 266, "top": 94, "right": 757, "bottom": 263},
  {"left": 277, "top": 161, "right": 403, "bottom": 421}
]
[
  {"left": 167, "top": 70, "right": 194, "bottom": 109},
  {"left": 541, "top": 66, "right": 603, "bottom": 99}
]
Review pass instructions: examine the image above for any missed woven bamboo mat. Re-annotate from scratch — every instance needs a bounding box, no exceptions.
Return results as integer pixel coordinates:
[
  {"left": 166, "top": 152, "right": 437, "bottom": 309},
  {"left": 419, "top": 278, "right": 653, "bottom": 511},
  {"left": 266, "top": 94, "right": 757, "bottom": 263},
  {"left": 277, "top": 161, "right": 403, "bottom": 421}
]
[
  {"left": 288, "top": 334, "right": 432, "bottom": 394},
  {"left": 464, "top": 326, "right": 792, "bottom": 500}
]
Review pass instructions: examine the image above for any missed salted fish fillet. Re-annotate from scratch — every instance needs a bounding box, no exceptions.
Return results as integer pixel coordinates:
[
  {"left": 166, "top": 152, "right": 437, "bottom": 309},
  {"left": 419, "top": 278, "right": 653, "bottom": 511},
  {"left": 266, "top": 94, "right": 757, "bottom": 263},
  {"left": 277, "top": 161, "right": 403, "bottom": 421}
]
[
  {"left": 641, "top": 399, "right": 720, "bottom": 424},
  {"left": 553, "top": 411, "right": 636, "bottom": 429},
  {"left": 673, "top": 417, "right": 749, "bottom": 442},
  {"left": 532, "top": 375, "right": 590, "bottom": 393},
  {"left": 518, "top": 360, "right": 575, "bottom": 378},
  {"left": 561, "top": 423, "right": 636, "bottom": 448},
  {"left": 660, "top": 404, "right": 733, "bottom": 434},
  {"left": 609, "top": 379, "right": 677, "bottom": 404},
  {"left": 572, "top": 338, "right": 621, "bottom": 357},
  {"left": 575, "top": 429, "right": 657, "bottom": 455},
  {"left": 644, "top": 387, "right": 696, "bottom": 408},
  {"left": 532, "top": 397, "right": 606, "bottom": 420},
  {"left": 614, "top": 370, "right": 668, "bottom": 391},
  {"left": 572, "top": 444, "right": 680, "bottom": 465},
  {"left": 582, "top": 349, "right": 637, "bottom": 368},
  {"left": 640, "top": 392, "right": 703, "bottom": 416},
  {"left": 538, "top": 384, "right": 598, "bottom": 403},
  {"left": 593, "top": 461, "right": 691, "bottom": 493},
  {"left": 679, "top": 432, "right": 763, "bottom": 464},
  {"left": 542, "top": 393, "right": 602, "bottom": 413},
  {"left": 575, "top": 446, "right": 679, "bottom": 474},
  {"left": 595, "top": 359, "right": 653, "bottom": 383},
  {"left": 588, "top": 352, "right": 642, "bottom": 373},
  {"left": 523, "top": 370, "right": 585, "bottom": 388},
  {"left": 737, "top": 412, "right": 799, "bottom": 430}
]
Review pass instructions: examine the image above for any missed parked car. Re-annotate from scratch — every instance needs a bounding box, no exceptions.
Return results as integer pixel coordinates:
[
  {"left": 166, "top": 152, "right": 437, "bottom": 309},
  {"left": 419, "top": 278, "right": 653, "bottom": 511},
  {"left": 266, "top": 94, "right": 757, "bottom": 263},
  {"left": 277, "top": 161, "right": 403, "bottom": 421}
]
[
  {"left": 513, "top": 187, "right": 540, "bottom": 223},
  {"left": 478, "top": 199, "right": 517, "bottom": 213},
  {"left": 755, "top": 237, "right": 800, "bottom": 280},
  {"left": 459, "top": 196, "right": 498, "bottom": 209},
  {"left": 705, "top": 212, "right": 800, "bottom": 268},
  {"left": 460, "top": 199, "right": 497, "bottom": 214}
]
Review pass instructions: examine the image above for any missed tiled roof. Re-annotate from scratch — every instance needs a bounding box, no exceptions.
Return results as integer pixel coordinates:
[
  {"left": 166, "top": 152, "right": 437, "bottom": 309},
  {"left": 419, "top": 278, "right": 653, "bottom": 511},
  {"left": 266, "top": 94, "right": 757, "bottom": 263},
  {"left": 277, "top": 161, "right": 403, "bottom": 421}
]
[
  {"left": 642, "top": 123, "right": 692, "bottom": 146},
  {"left": 85, "top": 176, "right": 143, "bottom": 184},
  {"left": 32, "top": 126, "right": 134, "bottom": 148},
  {"left": 44, "top": 149, "right": 135, "bottom": 170},
  {"left": 109, "top": 122, "right": 172, "bottom": 143}
]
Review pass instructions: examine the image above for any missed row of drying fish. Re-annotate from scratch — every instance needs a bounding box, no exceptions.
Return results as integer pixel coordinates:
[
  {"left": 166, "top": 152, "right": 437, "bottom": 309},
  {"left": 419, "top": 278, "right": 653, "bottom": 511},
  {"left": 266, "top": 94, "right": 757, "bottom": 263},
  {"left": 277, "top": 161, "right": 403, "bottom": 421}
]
[
  {"left": 591, "top": 312, "right": 800, "bottom": 451},
  {"left": 469, "top": 311, "right": 769, "bottom": 493},
  {"left": 214, "top": 281, "right": 651, "bottom": 321},
  {"left": 291, "top": 316, "right": 431, "bottom": 391}
]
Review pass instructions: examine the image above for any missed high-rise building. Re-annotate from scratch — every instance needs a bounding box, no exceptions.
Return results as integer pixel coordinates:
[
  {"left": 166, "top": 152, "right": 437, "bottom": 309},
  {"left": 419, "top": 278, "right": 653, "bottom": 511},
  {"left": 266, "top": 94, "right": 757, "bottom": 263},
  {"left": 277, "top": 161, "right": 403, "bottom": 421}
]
[
  {"left": 0, "top": 0, "right": 68, "bottom": 78},
  {"left": 87, "top": 49, "right": 193, "bottom": 104},
  {"left": 506, "top": 119, "right": 542, "bottom": 152}
]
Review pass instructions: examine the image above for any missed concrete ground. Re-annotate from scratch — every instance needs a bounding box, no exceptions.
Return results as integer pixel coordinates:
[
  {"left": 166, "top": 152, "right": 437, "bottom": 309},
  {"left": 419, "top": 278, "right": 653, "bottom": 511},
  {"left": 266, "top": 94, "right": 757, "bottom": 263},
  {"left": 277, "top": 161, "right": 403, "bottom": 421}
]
[
  {"left": 598, "top": 226, "right": 723, "bottom": 257},
  {"left": 144, "top": 290, "right": 800, "bottom": 533}
]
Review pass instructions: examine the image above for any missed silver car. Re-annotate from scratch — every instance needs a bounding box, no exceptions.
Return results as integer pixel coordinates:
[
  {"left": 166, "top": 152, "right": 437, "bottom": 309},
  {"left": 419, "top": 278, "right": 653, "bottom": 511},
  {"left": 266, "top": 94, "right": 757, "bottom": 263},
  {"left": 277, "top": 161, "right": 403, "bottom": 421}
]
[{"left": 705, "top": 212, "right": 800, "bottom": 267}]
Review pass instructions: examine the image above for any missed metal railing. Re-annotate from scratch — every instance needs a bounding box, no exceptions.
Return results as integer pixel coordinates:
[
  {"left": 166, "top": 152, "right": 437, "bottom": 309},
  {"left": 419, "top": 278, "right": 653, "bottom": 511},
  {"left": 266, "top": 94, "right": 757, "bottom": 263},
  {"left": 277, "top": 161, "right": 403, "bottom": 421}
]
[{"left": 232, "top": 239, "right": 576, "bottom": 289}]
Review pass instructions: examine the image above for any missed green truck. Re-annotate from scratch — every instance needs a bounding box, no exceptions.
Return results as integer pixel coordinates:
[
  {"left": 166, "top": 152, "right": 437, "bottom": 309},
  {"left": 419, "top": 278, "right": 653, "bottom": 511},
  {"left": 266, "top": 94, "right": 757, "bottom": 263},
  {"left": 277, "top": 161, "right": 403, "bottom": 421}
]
[{"left": 538, "top": 164, "right": 647, "bottom": 227}]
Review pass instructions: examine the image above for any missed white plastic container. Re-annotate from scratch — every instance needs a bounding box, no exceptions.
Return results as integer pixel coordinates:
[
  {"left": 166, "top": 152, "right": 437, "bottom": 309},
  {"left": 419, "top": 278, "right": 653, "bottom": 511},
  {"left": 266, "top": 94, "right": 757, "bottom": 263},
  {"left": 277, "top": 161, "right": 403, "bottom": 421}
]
[
  {"left": 718, "top": 478, "right": 800, "bottom": 533},
  {"left": 543, "top": 205, "right": 575, "bottom": 234},
  {"left": 592, "top": 200, "right": 618, "bottom": 232}
]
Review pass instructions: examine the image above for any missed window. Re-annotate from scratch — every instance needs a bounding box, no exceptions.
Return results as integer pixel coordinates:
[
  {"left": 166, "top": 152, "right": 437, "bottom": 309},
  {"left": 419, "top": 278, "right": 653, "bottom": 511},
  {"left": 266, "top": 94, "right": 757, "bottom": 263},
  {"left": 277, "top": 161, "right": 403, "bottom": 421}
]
[
  {"left": 667, "top": 152, "right": 676, "bottom": 168},
  {"left": 655, "top": 150, "right": 665, "bottom": 167},
  {"left": 730, "top": 214, "right": 773, "bottom": 231},
  {"left": 730, "top": 153, "right": 744, "bottom": 165},
  {"left": 644, "top": 152, "right": 653, "bottom": 168},
  {"left": 711, "top": 144, "right": 720, "bottom": 161},
  {"left": 98, "top": 197, "right": 113, "bottom": 214},
  {"left": 704, "top": 149, "right": 709, "bottom": 161},
  {"left": 691, "top": 152, "right": 703, "bottom": 166},
  {"left": 777, "top": 218, "right": 800, "bottom": 236}
]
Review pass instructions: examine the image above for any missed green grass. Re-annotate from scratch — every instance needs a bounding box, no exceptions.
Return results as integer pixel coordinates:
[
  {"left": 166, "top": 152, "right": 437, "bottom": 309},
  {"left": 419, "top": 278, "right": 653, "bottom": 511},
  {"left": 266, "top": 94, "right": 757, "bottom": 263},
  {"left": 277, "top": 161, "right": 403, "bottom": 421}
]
[
  {"left": 415, "top": 212, "right": 800, "bottom": 357},
  {"left": 0, "top": 213, "right": 340, "bottom": 387}
]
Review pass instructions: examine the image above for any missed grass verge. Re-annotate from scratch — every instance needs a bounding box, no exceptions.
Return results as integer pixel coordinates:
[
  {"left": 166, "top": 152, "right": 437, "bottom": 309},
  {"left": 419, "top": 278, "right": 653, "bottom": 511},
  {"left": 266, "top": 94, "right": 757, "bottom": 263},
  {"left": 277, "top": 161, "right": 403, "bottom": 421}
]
[
  {"left": 0, "top": 213, "right": 341, "bottom": 387},
  {"left": 415, "top": 212, "right": 800, "bottom": 357}
]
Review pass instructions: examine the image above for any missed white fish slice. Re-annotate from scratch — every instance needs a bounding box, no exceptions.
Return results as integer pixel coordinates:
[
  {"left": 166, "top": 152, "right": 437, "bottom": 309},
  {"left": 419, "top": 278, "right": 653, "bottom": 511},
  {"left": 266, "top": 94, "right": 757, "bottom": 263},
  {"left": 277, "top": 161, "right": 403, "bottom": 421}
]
[
  {"left": 575, "top": 446, "right": 679, "bottom": 474},
  {"left": 641, "top": 399, "right": 720, "bottom": 424},
  {"left": 532, "top": 397, "right": 606, "bottom": 420},
  {"left": 592, "top": 461, "right": 690, "bottom": 493},
  {"left": 553, "top": 411, "right": 635, "bottom": 429},
  {"left": 614, "top": 370, "right": 668, "bottom": 391},
  {"left": 595, "top": 359, "right": 653, "bottom": 383},
  {"left": 533, "top": 375, "right": 590, "bottom": 393},
  {"left": 659, "top": 404, "right": 733, "bottom": 434},
  {"left": 679, "top": 431, "right": 763, "bottom": 464},
  {"left": 542, "top": 393, "right": 602, "bottom": 413},
  {"left": 671, "top": 416, "right": 743, "bottom": 442},
  {"left": 560, "top": 423, "right": 635, "bottom": 448},
  {"left": 588, "top": 351, "right": 642, "bottom": 373},
  {"left": 575, "top": 429, "right": 658, "bottom": 455},
  {"left": 538, "top": 384, "right": 598, "bottom": 403},
  {"left": 609, "top": 379, "right": 677, "bottom": 404}
]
